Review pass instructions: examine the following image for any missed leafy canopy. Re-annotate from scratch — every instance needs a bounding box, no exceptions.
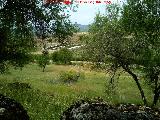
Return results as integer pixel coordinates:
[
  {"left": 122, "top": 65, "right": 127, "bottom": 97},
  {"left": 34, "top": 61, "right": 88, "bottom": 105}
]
[
  {"left": 85, "top": 1, "right": 160, "bottom": 106},
  {"left": 0, "top": 0, "right": 77, "bottom": 72}
]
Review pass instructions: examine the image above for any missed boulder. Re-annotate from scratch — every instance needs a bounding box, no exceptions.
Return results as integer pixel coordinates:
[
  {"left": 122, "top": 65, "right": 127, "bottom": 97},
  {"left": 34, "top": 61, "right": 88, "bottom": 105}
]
[
  {"left": 61, "top": 99, "right": 160, "bottom": 120},
  {"left": 0, "top": 94, "right": 29, "bottom": 120}
]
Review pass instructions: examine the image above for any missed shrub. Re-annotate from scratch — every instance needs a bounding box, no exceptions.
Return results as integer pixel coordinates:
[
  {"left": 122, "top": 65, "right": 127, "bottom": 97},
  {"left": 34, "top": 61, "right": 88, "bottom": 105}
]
[
  {"left": 72, "top": 49, "right": 84, "bottom": 61},
  {"left": 59, "top": 70, "right": 80, "bottom": 83},
  {"left": 51, "top": 48, "right": 73, "bottom": 65},
  {"left": 7, "top": 82, "right": 31, "bottom": 90}
]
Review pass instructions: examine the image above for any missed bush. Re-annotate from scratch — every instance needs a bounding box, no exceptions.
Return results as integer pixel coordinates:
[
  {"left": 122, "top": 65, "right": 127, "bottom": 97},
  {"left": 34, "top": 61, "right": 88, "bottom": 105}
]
[
  {"left": 7, "top": 82, "right": 31, "bottom": 90},
  {"left": 51, "top": 48, "right": 73, "bottom": 65},
  {"left": 59, "top": 70, "right": 80, "bottom": 83}
]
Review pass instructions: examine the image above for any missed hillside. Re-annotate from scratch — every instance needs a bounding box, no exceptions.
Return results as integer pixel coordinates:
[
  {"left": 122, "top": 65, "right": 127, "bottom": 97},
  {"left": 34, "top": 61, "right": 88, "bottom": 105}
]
[{"left": 76, "top": 23, "right": 89, "bottom": 32}]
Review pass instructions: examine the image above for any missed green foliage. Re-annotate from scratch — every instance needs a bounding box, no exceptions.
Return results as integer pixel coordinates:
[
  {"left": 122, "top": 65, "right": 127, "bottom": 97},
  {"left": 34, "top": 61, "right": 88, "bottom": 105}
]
[
  {"left": 0, "top": 64, "right": 159, "bottom": 119},
  {"left": 0, "top": 0, "right": 77, "bottom": 72},
  {"left": 0, "top": 0, "right": 36, "bottom": 72},
  {"left": 121, "top": 0, "right": 160, "bottom": 106},
  {"left": 59, "top": 70, "right": 80, "bottom": 83},
  {"left": 0, "top": 83, "right": 67, "bottom": 120},
  {"left": 72, "top": 48, "right": 85, "bottom": 61},
  {"left": 54, "top": 20, "right": 79, "bottom": 45},
  {"left": 78, "top": 35, "right": 92, "bottom": 61},
  {"left": 37, "top": 50, "right": 50, "bottom": 72},
  {"left": 85, "top": 2, "right": 160, "bottom": 106},
  {"left": 31, "top": 54, "right": 40, "bottom": 63},
  {"left": 7, "top": 82, "right": 31, "bottom": 90},
  {"left": 51, "top": 48, "right": 73, "bottom": 65},
  {"left": 0, "top": 62, "right": 9, "bottom": 73}
]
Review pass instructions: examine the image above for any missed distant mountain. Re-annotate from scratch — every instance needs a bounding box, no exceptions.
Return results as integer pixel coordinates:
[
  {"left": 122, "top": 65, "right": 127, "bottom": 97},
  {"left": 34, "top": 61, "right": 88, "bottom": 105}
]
[{"left": 75, "top": 23, "right": 89, "bottom": 32}]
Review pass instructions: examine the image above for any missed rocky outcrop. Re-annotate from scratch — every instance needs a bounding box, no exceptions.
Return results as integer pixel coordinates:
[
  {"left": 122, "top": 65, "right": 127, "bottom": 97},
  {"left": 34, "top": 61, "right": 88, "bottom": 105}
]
[
  {"left": 0, "top": 94, "right": 29, "bottom": 120},
  {"left": 61, "top": 99, "right": 160, "bottom": 120}
]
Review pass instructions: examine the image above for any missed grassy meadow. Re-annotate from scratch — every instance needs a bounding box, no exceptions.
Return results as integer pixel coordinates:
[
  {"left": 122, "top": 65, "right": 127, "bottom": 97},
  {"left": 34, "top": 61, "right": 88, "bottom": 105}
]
[{"left": 0, "top": 63, "right": 159, "bottom": 119}]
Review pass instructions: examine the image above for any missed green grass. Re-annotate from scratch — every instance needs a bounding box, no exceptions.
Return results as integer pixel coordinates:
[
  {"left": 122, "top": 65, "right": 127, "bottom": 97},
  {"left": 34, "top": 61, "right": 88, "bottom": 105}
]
[{"left": 0, "top": 64, "right": 159, "bottom": 119}]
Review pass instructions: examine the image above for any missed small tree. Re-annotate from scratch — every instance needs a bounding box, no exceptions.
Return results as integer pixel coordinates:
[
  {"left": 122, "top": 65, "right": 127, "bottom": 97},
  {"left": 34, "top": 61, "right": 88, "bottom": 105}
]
[{"left": 38, "top": 50, "right": 50, "bottom": 72}]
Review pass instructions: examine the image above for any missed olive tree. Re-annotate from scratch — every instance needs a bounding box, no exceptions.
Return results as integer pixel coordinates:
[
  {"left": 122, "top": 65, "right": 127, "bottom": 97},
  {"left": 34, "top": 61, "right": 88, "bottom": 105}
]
[
  {"left": 122, "top": 0, "right": 160, "bottom": 106},
  {"left": 85, "top": 1, "right": 160, "bottom": 106}
]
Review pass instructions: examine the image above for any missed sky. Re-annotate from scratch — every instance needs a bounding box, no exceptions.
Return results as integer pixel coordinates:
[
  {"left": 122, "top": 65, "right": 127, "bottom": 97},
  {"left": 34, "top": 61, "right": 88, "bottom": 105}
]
[
  {"left": 67, "top": 0, "right": 123, "bottom": 25},
  {"left": 69, "top": 4, "right": 106, "bottom": 25}
]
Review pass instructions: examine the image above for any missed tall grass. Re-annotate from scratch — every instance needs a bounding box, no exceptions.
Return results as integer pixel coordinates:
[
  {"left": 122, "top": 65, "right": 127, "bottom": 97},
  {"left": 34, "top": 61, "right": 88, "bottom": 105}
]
[{"left": 0, "top": 64, "right": 159, "bottom": 119}]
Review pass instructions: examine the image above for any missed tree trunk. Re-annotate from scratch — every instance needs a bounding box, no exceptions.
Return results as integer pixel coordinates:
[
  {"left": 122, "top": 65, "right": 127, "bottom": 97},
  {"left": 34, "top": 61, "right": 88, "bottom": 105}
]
[
  {"left": 152, "top": 88, "right": 160, "bottom": 106},
  {"left": 152, "top": 75, "right": 160, "bottom": 106},
  {"left": 122, "top": 65, "right": 148, "bottom": 106},
  {"left": 42, "top": 65, "right": 46, "bottom": 72}
]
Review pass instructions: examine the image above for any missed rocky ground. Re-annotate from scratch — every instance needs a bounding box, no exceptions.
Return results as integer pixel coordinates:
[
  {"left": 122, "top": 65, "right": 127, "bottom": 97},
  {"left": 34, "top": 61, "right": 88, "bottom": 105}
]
[{"left": 61, "top": 98, "right": 160, "bottom": 120}]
